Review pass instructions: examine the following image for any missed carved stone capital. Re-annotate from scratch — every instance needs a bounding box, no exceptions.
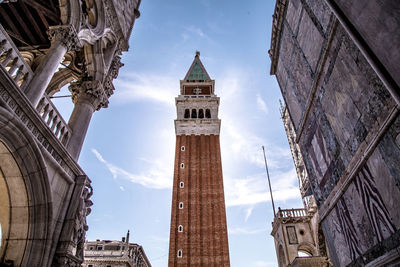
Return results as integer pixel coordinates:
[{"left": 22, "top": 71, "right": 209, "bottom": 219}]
[
  {"left": 69, "top": 80, "right": 108, "bottom": 110},
  {"left": 47, "top": 25, "right": 82, "bottom": 51}
]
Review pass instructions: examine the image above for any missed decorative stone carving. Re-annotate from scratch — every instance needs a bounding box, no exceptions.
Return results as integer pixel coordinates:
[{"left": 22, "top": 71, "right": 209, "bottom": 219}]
[
  {"left": 69, "top": 80, "right": 108, "bottom": 110},
  {"left": 47, "top": 25, "right": 82, "bottom": 51},
  {"left": 103, "top": 0, "right": 140, "bottom": 52},
  {"left": 74, "top": 180, "right": 93, "bottom": 260},
  {"left": 175, "top": 119, "right": 221, "bottom": 136},
  {"left": 103, "top": 55, "right": 123, "bottom": 97}
]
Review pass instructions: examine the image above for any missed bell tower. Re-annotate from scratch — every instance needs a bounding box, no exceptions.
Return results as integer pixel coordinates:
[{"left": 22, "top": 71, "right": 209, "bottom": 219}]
[{"left": 168, "top": 52, "right": 230, "bottom": 266}]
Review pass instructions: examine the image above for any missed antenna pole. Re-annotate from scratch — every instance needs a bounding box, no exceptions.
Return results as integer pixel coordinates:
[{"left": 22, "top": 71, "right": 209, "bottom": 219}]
[{"left": 262, "top": 146, "right": 276, "bottom": 217}]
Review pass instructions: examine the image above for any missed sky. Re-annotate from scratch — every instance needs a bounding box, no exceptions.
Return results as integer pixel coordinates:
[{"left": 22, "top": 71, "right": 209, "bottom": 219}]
[{"left": 54, "top": 0, "right": 303, "bottom": 266}]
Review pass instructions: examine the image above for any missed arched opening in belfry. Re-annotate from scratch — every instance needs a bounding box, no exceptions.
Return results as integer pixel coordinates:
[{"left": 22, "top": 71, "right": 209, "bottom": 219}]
[
  {"left": 0, "top": 140, "right": 29, "bottom": 265},
  {"left": 184, "top": 109, "right": 190, "bottom": 118},
  {"left": 198, "top": 109, "right": 204, "bottom": 118},
  {"left": 205, "top": 109, "right": 211, "bottom": 118},
  {"left": 191, "top": 109, "right": 197, "bottom": 118}
]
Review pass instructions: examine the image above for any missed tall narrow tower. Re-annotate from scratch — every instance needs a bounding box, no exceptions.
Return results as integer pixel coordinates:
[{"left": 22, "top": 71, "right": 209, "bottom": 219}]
[{"left": 168, "top": 52, "right": 230, "bottom": 266}]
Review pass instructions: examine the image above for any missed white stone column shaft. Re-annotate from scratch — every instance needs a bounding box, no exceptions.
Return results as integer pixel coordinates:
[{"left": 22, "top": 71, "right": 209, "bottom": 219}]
[
  {"left": 67, "top": 80, "right": 107, "bottom": 160},
  {"left": 25, "top": 25, "right": 80, "bottom": 107}
]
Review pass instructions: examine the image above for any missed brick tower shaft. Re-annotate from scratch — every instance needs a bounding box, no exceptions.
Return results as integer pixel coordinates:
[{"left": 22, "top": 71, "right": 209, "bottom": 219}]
[{"left": 168, "top": 52, "right": 230, "bottom": 266}]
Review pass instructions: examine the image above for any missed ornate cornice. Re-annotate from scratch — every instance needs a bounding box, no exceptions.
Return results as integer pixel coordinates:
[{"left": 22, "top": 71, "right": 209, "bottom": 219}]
[{"left": 269, "top": 0, "right": 288, "bottom": 75}]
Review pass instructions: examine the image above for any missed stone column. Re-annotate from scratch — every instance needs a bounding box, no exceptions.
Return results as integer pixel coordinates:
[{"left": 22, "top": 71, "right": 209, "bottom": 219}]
[
  {"left": 67, "top": 80, "right": 107, "bottom": 160},
  {"left": 25, "top": 25, "right": 80, "bottom": 107}
]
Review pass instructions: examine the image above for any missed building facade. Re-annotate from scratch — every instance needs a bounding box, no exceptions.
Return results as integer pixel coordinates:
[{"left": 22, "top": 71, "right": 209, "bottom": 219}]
[
  {"left": 168, "top": 52, "right": 230, "bottom": 266},
  {"left": 82, "top": 231, "right": 151, "bottom": 267},
  {"left": 270, "top": 0, "right": 400, "bottom": 266},
  {"left": 0, "top": 0, "right": 140, "bottom": 266},
  {"left": 270, "top": 106, "right": 330, "bottom": 267}
]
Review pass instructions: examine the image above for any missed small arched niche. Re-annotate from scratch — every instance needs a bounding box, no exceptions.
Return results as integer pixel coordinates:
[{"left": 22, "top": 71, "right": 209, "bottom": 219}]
[{"left": 278, "top": 245, "right": 285, "bottom": 267}]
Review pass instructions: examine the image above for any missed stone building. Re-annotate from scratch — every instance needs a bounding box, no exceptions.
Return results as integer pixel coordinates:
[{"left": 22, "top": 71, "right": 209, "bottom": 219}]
[
  {"left": 0, "top": 0, "right": 140, "bottom": 266},
  {"left": 270, "top": 105, "right": 330, "bottom": 267},
  {"left": 269, "top": 0, "right": 400, "bottom": 266},
  {"left": 82, "top": 231, "right": 151, "bottom": 267},
  {"left": 168, "top": 52, "right": 230, "bottom": 266}
]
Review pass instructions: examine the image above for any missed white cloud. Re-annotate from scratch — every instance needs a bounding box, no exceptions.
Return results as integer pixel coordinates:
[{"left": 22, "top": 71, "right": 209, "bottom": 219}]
[
  {"left": 119, "top": 186, "right": 125, "bottom": 191},
  {"left": 92, "top": 149, "right": 172, "bottom": 190},
  {"left": 245, "top": 206, "right": 254, "bottom": 222},
  {"left": 256, "top": 94, "right": 269, "bottom": 115},
  {"left": 228, "top": 227, "right": 265, "bottom": 235},
  {"left": 225, "top": 169, "right": 300, "bottom": 207},
  {"left": 113, "top": 72, "right": 177, "bottom": 106}
]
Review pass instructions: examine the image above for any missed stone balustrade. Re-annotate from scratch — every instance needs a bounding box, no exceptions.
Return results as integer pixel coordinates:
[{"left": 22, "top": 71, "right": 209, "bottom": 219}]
[
  {"left": 36, "top": 95, "right": 71, "bottom": 145},
  {"left": 0, "top": 25, "right": 73, "bottom": 150},
  {"left": 0, "top": 24, "right": 33, "bottom": 90},
  {"left": 84, "top": 250, "right": 127, "bottom": 257},
  {"left": 278, "top": 208, "right": 307, "bottom": 218}
]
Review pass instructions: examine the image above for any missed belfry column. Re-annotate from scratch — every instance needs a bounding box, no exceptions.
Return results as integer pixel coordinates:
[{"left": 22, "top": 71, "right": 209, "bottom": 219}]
[
  {"left": 67, "top": 80, "right": 107, "bottom": 160},
  {"left": 25, "top": 25, "right": 81, "bottom": 107}
]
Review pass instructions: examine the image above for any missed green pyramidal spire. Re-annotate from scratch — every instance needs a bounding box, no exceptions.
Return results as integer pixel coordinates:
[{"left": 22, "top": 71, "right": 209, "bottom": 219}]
[{"left": 184, "top": 51, "right": 211, "bottom": 81}]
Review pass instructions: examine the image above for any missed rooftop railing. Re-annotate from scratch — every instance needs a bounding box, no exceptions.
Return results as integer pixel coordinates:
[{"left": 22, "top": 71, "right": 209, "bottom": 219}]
[{"left": 278, "top": 208, "right": 307, "bottom": 218}]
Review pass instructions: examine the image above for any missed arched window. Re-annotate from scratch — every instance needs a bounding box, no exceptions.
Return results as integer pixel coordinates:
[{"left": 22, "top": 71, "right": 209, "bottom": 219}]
[
  {"left": 179, "top": 182, "right": 184, "bottom": 188},
  {"left": 198, "top": 109, "right": 204, "bottom": 118},
  {"left": 177, "top": 250, "right": 183, "bottom": 258},
  {"left": 205, "top": 109, "right": 211, "bottom": 118},
  {"left": 191, "top": 109, "right": 197, "bottom": 118},
  {"left": 179, "top": 202, "right": 184, "bottom": 209},
  {"left": 180, "top": 163, "right": 184, "bottom": 168},
  {"left": 184, "top": 109, "right": 190, "bottom": 118},
  {"left": 178, "top": 225, "right": 183, "bottom": 232}
]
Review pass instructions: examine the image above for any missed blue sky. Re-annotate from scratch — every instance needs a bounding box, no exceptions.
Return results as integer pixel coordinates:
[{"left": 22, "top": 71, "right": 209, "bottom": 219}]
[{"left": 54, "top": 0, "right": 303, "bottom": 266}]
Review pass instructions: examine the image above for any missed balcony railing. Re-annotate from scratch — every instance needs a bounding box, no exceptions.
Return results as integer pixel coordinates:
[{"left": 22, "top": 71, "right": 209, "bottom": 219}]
[
  {"left": 0, "top": 24, "right": 33, "bottom": 90},
  {"left": 278, "top": 208, "right": 307, "bottom": 218},
  {"left": 0, "top": 24, "right": 72, "bottom": 147},
  {"left": 36, "top": 95, "right": 71, "bottom": 145}
]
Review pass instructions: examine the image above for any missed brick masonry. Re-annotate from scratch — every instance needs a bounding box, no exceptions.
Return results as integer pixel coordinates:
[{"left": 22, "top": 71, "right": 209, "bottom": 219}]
[{"left": 168, "top": 134, "right": 230, "bottom": 266}]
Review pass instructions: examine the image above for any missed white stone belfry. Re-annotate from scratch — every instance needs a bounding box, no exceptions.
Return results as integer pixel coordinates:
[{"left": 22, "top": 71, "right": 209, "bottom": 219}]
[{"left": 174, "top": 52, "right": 221, "bottom": 136}]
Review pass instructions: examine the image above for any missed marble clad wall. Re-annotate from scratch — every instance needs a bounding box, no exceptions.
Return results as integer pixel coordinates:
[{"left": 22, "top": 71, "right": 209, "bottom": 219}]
[{"left": 272, "top": 0, "right": 400, "bottom": 265}]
